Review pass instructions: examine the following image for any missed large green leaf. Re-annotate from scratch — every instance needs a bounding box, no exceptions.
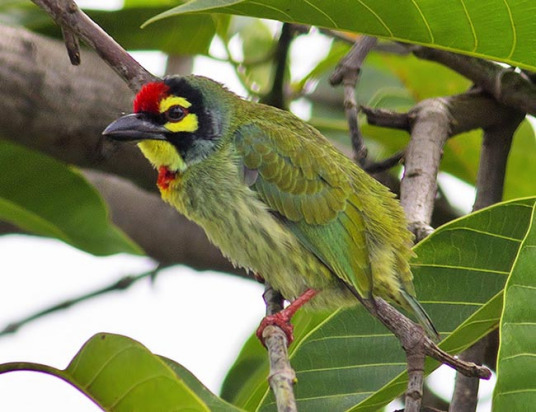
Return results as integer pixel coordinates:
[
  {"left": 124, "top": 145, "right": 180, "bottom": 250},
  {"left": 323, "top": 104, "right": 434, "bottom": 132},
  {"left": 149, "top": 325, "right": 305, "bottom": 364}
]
[
  {"left": 493, "top": 202, "right": 536, "bottom": 409},
  {"left": 144, "top": 0, "right": 536, "bottom": 70},
  {"left": 223, "top": 197, "right": 535, "bottom": 411},
  {"left": 0, "top": 140, "right": 142, "bottom": 256},
  {"left": 0, "top": 2, "right": 222, "bottom": 56},
  {"left": 0, "top": 333, "right": 240, "bottom": 411}
]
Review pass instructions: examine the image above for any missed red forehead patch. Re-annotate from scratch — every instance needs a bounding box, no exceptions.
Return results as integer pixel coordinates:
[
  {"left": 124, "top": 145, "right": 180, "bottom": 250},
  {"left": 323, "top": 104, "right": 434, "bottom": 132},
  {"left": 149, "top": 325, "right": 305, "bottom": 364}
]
[{"left": 133, "top": 82, "right": 170, "bottom": 113}]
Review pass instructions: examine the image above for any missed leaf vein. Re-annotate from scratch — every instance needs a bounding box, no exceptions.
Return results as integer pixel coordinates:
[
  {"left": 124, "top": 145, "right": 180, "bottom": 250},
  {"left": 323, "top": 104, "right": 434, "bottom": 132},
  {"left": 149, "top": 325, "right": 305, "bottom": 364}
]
[
  {"left": 298, "top": 362, "right": 406, "bottom": 374},
  {"left": 301, "top": 0, "right": 338, "bottom": 28},
  {"left": 354, "top": 0, "right": 393, "bottom": 36},
  {"left": 409, "top": 0, "right": 433, "bottom": 42},
  {"left": 246, "top": 1, "right": 292, "bottom": 20},
  {"left": 458, "top": 0, "right": 477, "bottom": 51},
  {"left": 502, "top": 0, "right": 517, "bottom": 59}
]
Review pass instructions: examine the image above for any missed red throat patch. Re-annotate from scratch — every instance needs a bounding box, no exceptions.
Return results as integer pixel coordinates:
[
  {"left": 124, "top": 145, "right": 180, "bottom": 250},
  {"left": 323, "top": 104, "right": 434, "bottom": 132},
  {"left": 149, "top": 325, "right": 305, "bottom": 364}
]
[
  {"left": 157, "top": 166, "right": 177, "bottom": 191},
  {"left": 133, "top": 82, "right": 170, "bottom": 114}
]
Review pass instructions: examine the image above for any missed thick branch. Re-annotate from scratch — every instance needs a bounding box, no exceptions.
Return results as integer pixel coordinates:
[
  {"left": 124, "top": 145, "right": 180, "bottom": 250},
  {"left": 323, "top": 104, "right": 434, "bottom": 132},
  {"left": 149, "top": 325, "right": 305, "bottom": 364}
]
[
  {"left": 0, "top": 23, "right": 155, "bottom": 191},
  {"left": 411, "top": 46, "right": 536, "bottom": 116},
  {"left": 401, "top": 98, "right": 450, "bottom": 240}
]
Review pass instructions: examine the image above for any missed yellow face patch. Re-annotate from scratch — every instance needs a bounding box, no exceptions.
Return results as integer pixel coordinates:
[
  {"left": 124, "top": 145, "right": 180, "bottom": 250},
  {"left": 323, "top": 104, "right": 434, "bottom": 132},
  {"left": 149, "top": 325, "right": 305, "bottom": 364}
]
[
  {"left": 137, "top": 140, "right": 186, "bottom": 173},
  {"left": 159, "top": 96, "right": 199, "bottom": 133}
]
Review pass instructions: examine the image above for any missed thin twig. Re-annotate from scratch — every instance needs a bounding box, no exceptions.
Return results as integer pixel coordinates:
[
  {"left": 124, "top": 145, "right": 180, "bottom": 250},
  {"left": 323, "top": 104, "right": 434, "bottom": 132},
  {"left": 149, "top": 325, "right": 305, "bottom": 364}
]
[
  {"left": 0, "top": 265, "right": 168, "bottom": 337},
  {"left": 261, "top": 284, "right": 298, "bottom": 412},
  {"left": 360, "top": 106, "right": 411, "bottom": 131},
  {"left": 364, "top": 150, "right": 405, "bottom": 174},
  {"left": 31, "top": 0, "right": 156, "bottom": 91},
  {"left": 330, "top": 35, "right": 377, "bottom": 166}
]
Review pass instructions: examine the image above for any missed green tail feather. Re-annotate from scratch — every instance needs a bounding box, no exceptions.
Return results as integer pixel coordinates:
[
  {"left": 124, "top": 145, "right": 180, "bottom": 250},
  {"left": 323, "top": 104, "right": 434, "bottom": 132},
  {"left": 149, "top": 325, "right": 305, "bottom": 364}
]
[{"left": 400, "top": 289, "right": 440, "bottom": 341}]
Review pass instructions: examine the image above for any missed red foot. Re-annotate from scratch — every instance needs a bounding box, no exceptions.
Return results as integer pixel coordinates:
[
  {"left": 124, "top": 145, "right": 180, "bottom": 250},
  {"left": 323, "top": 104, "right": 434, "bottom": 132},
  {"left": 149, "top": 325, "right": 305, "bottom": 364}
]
[{"left": 256, "top": 289, "right": 318, "bottom": 347}]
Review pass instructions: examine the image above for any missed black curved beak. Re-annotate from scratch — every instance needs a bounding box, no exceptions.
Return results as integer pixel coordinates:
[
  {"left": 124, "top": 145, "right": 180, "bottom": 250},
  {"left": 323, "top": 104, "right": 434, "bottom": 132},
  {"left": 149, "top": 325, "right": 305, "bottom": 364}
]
[{"left": 103, "top": 113, "right": 168, "bottom": 141}]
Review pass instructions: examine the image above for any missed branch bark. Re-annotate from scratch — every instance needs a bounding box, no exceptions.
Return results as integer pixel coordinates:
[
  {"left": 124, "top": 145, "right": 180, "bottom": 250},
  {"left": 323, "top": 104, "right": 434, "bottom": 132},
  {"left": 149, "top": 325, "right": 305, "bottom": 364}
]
[
  {"left": 411, "top": 46, "right": 536, "bottom": 117},
  {"left": 31, "top": 0, "right": 156, "bottom": 91},
  {"left": 260, "top": 285, "right": 298, "bottom": 412},
  {"left": 401, "top": 98, "right": 450, "bottom": 241},
  {"left": 0, "top": 23, "right": 155, "bottom": 191},
  {"left": 330, "top": 35, "right": 377, "bottom": 165}
]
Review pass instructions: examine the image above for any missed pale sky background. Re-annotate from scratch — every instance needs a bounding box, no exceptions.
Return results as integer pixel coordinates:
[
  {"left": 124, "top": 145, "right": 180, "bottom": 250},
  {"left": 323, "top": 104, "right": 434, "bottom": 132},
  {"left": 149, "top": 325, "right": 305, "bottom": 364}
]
[{"left": 0, "top": 1, "right": 496, "bottom": 410}]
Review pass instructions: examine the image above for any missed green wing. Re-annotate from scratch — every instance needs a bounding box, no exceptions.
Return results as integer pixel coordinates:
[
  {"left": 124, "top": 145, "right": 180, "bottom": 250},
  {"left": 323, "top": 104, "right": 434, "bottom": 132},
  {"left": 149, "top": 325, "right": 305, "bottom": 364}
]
[{"left": 234, "top": 120, "right": 373, "bottom": 297}]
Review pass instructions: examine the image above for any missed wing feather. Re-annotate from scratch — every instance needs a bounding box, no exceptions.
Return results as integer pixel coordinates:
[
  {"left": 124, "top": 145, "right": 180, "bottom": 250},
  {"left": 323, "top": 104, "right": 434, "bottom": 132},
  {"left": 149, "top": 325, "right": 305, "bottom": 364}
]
[{"left": 234, "top": 121, "right": 373, "bottom": 296}]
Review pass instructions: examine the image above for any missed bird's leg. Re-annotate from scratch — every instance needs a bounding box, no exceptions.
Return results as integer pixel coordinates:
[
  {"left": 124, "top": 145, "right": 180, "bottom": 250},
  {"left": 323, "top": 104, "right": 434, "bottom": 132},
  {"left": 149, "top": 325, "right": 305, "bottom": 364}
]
[{"left": 257, "top": 288, "right": 318, "bottom": 346}]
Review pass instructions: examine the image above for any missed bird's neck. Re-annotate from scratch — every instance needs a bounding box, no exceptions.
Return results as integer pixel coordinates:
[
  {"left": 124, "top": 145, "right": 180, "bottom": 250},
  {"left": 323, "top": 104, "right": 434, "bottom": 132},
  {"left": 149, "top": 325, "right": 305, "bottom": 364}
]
[{"left": 157, "top": 165, "right": 178, "bottom": 191}]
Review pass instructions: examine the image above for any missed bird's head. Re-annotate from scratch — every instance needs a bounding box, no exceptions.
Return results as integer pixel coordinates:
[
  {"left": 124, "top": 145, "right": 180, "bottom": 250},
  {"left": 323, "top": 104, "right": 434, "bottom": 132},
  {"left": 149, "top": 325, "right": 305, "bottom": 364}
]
[{"left": 103, "top": 76, "right": 228, "bottom": 188}]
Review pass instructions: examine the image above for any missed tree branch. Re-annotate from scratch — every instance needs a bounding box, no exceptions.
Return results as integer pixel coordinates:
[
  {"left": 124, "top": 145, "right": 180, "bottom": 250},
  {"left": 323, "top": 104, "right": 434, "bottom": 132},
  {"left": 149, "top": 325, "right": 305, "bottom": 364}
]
[
  {"left": 261, "top": 23, "right": 294, "bottom": 109},
  {"left": 31, "top": 0, "right": 156, "bottom": 91},
  {"left": 330, "top": 35, "right": 377, "bottom": 165},
  {"left": 0, "top": 265, "right": 169, "bottom": 337},
  {"left": 401, "top": 98, "right": 450, "bottom": 240},
  {"left": 411, "top": 46, "right": 536, "bottom": 116},
  {"left": 260, "top": 285, "right": 298, "bottom": 412}
]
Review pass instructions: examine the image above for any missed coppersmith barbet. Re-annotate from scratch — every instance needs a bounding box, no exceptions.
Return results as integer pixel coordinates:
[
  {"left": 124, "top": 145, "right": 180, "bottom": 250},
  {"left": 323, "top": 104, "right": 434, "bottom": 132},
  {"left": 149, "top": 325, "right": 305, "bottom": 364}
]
[{"left": 103, "top": 75, "right": 438, "bottom": 341}]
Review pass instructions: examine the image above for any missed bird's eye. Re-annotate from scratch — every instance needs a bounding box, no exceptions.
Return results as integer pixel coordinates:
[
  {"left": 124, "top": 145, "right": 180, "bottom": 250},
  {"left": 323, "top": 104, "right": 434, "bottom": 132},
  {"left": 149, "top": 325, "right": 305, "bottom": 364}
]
[{"left": 165, "top": 105, "right": 187, "bottom": 122}]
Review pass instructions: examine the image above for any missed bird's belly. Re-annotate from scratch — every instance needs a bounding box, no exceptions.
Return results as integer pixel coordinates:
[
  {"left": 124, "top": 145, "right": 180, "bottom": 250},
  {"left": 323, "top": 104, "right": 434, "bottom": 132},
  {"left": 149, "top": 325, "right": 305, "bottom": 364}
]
[{"left": 168, "top": 172, "right": 336, "bottom": 302}]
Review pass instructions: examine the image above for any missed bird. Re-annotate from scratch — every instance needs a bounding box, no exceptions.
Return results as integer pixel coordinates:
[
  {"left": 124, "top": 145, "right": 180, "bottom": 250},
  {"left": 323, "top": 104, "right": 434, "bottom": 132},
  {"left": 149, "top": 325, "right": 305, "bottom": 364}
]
[{"left": 103, "top": 75, "right": 438, "bottom": 343}]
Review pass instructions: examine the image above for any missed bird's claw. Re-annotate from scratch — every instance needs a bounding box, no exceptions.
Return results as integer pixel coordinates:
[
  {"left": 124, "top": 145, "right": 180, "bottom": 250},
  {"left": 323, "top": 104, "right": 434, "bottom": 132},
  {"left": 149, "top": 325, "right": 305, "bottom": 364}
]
[{"left": 256, "top": 312, "right": 294, "bottom": 346}]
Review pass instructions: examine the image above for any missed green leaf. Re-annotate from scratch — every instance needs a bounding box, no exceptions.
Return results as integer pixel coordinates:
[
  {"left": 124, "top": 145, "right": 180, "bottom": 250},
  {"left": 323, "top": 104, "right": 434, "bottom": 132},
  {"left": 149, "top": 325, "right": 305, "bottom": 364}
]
[
  {"left": 0, "top": 3, "right": 221, "bottom": 56},
  {"left": 0, "top": 140, "right": 142, "bottom": 256},
  {"left": 493, "top": 202, "right": 536, "bottom": 409},
  {"left": 0, "top": 334, "right": 241, "bottom": 411},
  {"left": 87, "top": 8, "right": 220, "bottom": 55},
  {"left": 504, "top": 120, "right": 536, "bottom": 200},
  {"left": 159, "top": 357, "right": 244, "bottom": 411},
  {"left": 224, "top": 197, "right": 536, "bottom": 411},
  {"left": 66, "top": 333, "right": 211, "bottom": 411},
  {"left": 145, "top": 0, "right": 536, "bottom": 70}
]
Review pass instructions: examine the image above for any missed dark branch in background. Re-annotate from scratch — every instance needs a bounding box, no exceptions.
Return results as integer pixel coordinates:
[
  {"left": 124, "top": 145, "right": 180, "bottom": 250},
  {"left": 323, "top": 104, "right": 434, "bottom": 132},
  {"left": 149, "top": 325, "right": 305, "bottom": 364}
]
[
  {"left": 330, "top": 35, "right": 377, "bottom": 166},
  {"left": 261, "top": 23, "right": 294, "bottom": 109},
  {"left": 31, "top": 0, "right": 156, "bottom": 91},
  {"left": 364, "top": 150, "right": 404, "bottom": 174},
  {"left": 450, "top": 100, "right": 524, "bottom": 412},
  {"left": 0, "top": 265, "right": 169, "bottom": 337}
]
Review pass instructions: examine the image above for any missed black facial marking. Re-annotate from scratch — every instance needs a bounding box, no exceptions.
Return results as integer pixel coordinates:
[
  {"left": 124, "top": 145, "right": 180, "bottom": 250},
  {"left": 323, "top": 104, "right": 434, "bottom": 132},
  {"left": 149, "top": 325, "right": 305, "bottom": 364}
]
[{"left": 159, "top": 76, "right": 226, "bottom": 164}]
